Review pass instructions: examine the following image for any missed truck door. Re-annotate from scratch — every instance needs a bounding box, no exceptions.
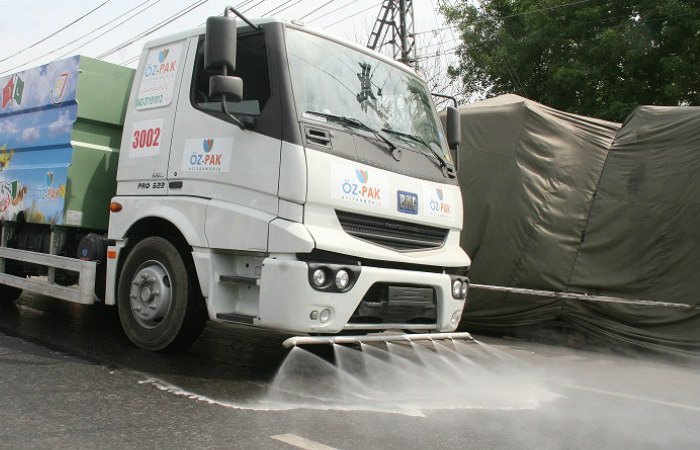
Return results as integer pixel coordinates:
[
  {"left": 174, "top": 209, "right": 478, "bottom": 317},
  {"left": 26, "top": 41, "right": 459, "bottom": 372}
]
[
  {"left": 168, "top": 31, "right": 282, "bottom": 252},
  {"left": 116, "top": 39, "right": 189, "bottom": 195}
]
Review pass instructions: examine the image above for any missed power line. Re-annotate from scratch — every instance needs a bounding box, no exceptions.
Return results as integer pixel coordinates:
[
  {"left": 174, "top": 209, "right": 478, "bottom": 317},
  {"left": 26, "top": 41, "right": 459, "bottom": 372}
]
[
  {"left": 415, "top": 48, "right": 458, "bottom": 61},
  {"left": 120, "top": 54, "right": 141, "bottom": 66},
  {"left": 494, "top": 0, "right": 601, "bottom": 21},
  {"left": 413, "top": 26, "right": 457, "bottom": 37},
  {"left": 420, "top": 38, "right": 459, "bottom": 52},
  {"left": 0, "top": 0, "right": 113, "bottom": 64},
  {"left": 415, "top": 0, "right": 603, "bottom": 36},
  {"left": 197, "top": 0, "right": 254, "bottom": 26},
  {"left": 271, "top": 0, "right": 304, "bottom": 16},
  {"left": 630, "top": 8, "right": 700, "bottom": 25},
  {"left": 242, "top": 0, "right": 269, "bottom": 14},
  {"left": 54, "top": 0, "right": 164, "bottom": 60},
  {"left": 297, "top": 0, "right": 335, "bottom": 21},
  {"left": 323, "top": 1, "right": 383, "bottom": 29},
  {"left": 426, "top": 0, "right": 451, "bottom": 73},
  {"left": 437, "top": 0, "right": 459, "bottom": 47},
  {"left": 263, "top": 0, "right": 296, "bottom": 16},
  {"left": 0, "top": 0, "right": 159, "bottom": 76},
  {"left": 306, "top": 0, "right": 360, "bottom": 23},
  {"left": 96, "top": 0, "right": 211, "bottom": 60},
  {"left": 476, "top": 3, "right": 529, "bottom": 97},
  {"left": 235, "top": 0, "right": 257, "bottom": 10}
]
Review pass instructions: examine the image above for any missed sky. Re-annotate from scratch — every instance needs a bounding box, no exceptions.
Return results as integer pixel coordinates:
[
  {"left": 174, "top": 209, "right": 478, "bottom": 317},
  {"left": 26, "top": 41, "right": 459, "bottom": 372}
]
[{"left": 0, "top": 0, "right": 462, "bottom": 98}]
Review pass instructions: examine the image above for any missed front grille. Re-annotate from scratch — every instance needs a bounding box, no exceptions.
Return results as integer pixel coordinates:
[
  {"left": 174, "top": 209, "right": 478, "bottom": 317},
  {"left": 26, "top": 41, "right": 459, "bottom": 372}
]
[
  {"left": 336, "top": 210, "right": 448, "bottom": 251},
  {"left": 349, "top": 283, "right": 437, "bottom": 325}
]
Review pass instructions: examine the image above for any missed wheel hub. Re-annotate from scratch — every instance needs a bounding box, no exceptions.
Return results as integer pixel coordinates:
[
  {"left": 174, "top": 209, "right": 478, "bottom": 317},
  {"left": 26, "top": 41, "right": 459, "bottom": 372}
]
[{"left": 129, "top": 262, "right": 172, "bottom": 329}]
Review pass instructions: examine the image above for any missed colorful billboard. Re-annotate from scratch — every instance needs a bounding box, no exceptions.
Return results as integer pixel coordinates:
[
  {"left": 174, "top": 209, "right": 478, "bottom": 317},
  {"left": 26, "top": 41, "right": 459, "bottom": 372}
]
[{"left": 0, "top": 56, "right": 78, "bottom": 225}]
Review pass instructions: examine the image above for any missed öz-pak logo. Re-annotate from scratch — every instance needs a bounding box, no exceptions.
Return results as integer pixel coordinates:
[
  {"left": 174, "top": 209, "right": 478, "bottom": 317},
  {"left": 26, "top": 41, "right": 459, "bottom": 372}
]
[
  {"left": 182, "top": 137, "right": 232, "bottom": 173},
  {"left": 332, "top": 164, "right": 389, "bottom": 209}
]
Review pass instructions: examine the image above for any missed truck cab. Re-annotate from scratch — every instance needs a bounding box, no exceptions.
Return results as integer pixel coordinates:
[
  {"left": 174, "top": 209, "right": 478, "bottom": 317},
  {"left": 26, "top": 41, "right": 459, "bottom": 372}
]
[{"left": 105, "top": 15, "right": 470, "bottom": 349}]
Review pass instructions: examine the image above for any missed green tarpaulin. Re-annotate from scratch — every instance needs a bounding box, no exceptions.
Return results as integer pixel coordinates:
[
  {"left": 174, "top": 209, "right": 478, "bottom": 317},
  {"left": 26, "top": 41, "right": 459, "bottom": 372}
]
[{"left": 452, "top": 94, "right": 700, "bottom": 356}]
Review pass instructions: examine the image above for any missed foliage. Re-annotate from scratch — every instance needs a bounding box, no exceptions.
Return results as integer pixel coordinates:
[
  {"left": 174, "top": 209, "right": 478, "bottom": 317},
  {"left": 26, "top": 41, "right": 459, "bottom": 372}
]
[{"left": 442, "top": 0, "right": 700, "bottom": 121}]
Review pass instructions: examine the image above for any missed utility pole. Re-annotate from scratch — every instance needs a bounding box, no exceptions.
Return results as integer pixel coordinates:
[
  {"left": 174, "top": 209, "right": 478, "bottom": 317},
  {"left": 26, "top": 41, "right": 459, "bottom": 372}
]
[{"left": 367, "top": 0, "right": 416, "bottom": 68}]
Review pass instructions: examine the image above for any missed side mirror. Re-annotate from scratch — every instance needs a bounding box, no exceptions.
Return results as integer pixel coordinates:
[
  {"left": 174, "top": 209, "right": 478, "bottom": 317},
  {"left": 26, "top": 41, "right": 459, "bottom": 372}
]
[
  {"left": 205, "top": 14, "right": 243, "bottom": 102},
  {"left": 205, "top": 15, "right": 237, "bottom": 73},
  {"left": 446, "top": 105, "right": 461, "bottom": 150},
  {"left": 209, "top": 75, "right": 243, "bottom": 102},
  {"left": 205, "top": 11, "right": 246, "bottom": 129}
]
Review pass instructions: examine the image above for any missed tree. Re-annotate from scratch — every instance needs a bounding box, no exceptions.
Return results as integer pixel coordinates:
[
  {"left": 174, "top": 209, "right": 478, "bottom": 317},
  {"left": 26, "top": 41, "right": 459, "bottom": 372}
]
[{"left": 442, "top": 0, "right": 700, "bottom": 121}]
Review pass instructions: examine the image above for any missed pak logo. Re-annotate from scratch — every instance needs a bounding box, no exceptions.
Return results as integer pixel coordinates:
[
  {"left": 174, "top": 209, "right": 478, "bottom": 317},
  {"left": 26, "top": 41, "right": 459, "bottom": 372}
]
[
  {"left": 145, "top": 47, "right": 177, "bottom": 77},
  {"left": 189, "top": 138, "right": 221, "bottom": 167},
  {"left": 158, "top": 48, "right": 169, "bottom": 63},
  {"left": 35, "top": 171, "right": 65, "bottom": 201},
  {"left": 182, "top": 137, "right": 232, "bottom": 173},
  {"left": 428, "top": 187, "right": 452, "bottom": 217},
  {"left": 2, "top": 74, "right": 25, "bottom": 110},
  {"left": 340, "top": 168, "right": 381, "bottom": 203},
  {"left": 331, "top": 163, "right": 389, "bottom": 209}
]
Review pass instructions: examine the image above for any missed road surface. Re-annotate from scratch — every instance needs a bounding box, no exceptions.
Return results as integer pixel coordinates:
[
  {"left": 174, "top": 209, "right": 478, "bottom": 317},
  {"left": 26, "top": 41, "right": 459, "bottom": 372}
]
[{"left": 1, "top": 292, "right": 698, "bottom": 449}]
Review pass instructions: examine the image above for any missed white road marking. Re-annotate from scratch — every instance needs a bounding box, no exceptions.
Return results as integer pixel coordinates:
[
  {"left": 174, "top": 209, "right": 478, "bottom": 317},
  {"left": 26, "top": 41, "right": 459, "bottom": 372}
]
[
  {"left": 563, "top": 384, "right": 700, "bottom": 411},
  {"left": 271, "top": 434, "right": 339, "bottom": 450},
  {"left": 137, "top": 376, "right": 427, "bottom": 416}
]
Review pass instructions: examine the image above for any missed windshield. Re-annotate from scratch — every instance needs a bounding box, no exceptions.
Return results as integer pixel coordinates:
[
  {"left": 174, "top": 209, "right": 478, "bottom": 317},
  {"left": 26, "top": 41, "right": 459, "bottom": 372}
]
[{"left": 285, "top": 28, "right": 451, "bottom": 163}]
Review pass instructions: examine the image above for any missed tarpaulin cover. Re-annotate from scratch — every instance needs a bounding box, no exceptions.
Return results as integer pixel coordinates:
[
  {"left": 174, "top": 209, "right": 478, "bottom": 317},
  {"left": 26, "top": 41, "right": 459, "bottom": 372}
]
[{"left": 451, "top": 94, "right": 700, "bottom": 356}]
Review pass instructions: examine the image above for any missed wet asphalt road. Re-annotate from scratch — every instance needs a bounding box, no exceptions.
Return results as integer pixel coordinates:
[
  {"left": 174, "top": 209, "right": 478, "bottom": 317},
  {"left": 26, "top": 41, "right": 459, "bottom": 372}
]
[{"left": 1, "top": 292, "right": 700, "bottom": 450}]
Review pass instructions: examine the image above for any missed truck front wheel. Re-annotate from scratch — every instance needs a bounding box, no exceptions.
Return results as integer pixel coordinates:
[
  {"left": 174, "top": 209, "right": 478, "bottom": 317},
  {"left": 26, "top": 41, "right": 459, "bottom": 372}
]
[{"left": 117, "top": 237, "right": 207, "bottom": 351}]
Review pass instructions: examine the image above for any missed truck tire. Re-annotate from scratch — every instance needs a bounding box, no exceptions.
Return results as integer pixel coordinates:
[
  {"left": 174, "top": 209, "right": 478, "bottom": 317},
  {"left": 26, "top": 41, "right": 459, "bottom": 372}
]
[
  {"left": 117, "top": 237, "right": 207, "bottom": 351},
  {"left": 0, "top": 284, "right": 22, "bottom": 303}
]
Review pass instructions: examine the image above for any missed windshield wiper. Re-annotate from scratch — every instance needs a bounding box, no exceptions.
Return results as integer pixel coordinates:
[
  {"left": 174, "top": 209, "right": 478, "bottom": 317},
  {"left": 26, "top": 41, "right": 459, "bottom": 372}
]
[
  {"left": 306, "top": 111, "right": 402, "bottom": 161},
  {"left": 381, "top": 128, "right": 452, "bottom": 175}
]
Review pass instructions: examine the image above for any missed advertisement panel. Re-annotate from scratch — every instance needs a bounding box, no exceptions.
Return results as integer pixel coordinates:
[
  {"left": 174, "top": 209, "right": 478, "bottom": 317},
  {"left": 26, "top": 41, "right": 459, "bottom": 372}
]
[{"left": 0, "top": 57, "right": 79, "bottom": 225}]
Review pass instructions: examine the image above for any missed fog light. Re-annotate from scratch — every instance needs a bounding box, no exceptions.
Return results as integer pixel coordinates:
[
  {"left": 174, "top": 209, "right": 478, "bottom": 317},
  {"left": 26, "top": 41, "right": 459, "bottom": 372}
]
[
  {"left": 309, "top": 310, "right": 319, "bottom": 320},
  {"left": 452, "top": 279, "right": 462, "bottom": 298},
  {"left": 319, "top": 308, "right": 331, "bottom": 323},
  {"left": 335, "top": 269, "right": 350, "bottom": 289},
  {"left": 451, "top": 310, "right": 462, "bottom": 325},
  {"left": 312, "top": 268, "right": 326, "bottom": 287}
]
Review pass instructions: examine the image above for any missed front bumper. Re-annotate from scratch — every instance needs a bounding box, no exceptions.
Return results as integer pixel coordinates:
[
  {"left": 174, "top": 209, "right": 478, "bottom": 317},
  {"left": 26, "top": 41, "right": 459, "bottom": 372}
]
[{"left": 257, "top": 257, "right": 466, "bottom": 334}]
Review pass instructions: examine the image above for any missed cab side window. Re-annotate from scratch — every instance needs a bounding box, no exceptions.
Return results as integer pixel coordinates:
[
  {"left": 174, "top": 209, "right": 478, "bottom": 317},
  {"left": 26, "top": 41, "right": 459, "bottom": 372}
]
[{"left": 192, "top": 33, "right": 271, "bottom": 116}]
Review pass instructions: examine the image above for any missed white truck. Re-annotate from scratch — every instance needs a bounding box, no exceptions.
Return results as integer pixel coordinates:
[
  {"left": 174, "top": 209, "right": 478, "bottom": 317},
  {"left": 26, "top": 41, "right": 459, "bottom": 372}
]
[{"left": 0, "top": 7, "right": 470, "bottom": 351}]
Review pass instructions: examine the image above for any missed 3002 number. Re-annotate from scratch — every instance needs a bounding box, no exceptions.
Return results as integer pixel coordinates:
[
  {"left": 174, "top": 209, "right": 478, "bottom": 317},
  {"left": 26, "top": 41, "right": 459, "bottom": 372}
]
[{"left": 132, "top": 128, "right": 161, "bottom": 149}]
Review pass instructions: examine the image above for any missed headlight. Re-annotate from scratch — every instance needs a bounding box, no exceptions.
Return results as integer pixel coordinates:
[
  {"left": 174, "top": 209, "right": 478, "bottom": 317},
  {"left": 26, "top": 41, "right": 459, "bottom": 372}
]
[
  {"left": 335, "top": 269, "right": 350, "bottom": 289},
  {"left": 307, "top": 263, "right": 361, "bottom": 292},
  {"left": 452, "top": 279, "right": 463, "bottom": 298},
  {"left": 312, "top": 268, "right": 326, "bottom": 287},
  {"left": 461, "top": 281, "right": 468, "bottom": 298}
]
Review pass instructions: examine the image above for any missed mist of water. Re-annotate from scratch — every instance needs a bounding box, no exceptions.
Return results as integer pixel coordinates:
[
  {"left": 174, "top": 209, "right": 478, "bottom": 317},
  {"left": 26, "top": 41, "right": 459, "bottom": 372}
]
[
  {"left": 138, "top": 337, "right": 560, "bottom": 417},
  {"left": 260, "top": 338, "right": 560, "bottom": 416}
]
